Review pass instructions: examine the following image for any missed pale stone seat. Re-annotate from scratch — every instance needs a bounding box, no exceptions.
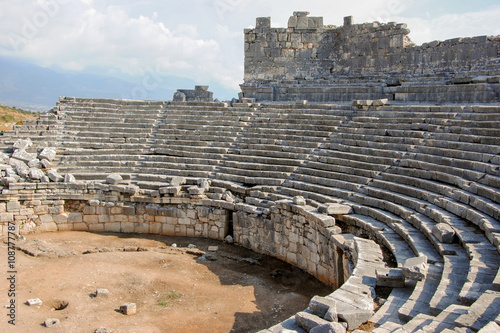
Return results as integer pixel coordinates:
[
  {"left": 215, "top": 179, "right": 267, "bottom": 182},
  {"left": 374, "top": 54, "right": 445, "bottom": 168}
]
[
  {"left": 320, "top": 148, "right": 398, "bottom": 167},
  {"left": 338, "top": 214, "right": 415, "bottom": 266},
  {"left": 241, "top": 143, "right": 312, "bottom": 155},
  {"left": 330, "top": 134, "right": 416, "bottom": 150},
  {"left": 152, "top": 146, "right": 228, "bottom": 157},
  {"left": 397, "top": 264, "right": 444, "bottom": 322},
  {"left": 156, "top": 127, "right": 243, "bottom": 136},
  {"left": 454, "top": 290, "right": 500, "bottom": 331},
  {"left": 222, "top": 160, "right": 299, "bottom": 173},
  {"left": 233, "top": 148, "right": 305, "bottom": 161},
  {"left": 225, "top": 154, "right": 304, "bottom": 167}
]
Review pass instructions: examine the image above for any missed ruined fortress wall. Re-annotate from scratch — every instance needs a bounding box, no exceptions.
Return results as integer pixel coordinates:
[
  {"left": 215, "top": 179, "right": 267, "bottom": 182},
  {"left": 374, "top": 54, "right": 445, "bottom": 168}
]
[{"left": 242, "top": 12, "right": 500, "bottom": 102}]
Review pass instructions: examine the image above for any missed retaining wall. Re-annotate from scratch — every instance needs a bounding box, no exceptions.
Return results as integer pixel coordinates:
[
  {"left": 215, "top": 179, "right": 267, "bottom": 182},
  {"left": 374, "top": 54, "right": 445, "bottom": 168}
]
[{"left": 0, "top": 183, "right": 349, "bottom": 287}]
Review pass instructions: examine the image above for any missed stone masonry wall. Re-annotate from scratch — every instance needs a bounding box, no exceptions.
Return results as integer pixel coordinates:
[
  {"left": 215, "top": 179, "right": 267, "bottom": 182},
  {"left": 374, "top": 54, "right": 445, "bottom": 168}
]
[
  {"left": 0, "top": 184, "right": 348, "bottom": 288},
  {"left": 233, "top": 199, "right": 346, "bottom": 287},
  {"left": 241, "top": 11, "right": 500, "bottom": 102}
]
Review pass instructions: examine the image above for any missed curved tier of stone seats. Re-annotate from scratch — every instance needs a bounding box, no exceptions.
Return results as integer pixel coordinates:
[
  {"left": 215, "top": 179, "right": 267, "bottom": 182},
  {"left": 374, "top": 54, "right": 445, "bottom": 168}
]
[{"left": 1, "top": 99, "right": 499, "bottom": 332}]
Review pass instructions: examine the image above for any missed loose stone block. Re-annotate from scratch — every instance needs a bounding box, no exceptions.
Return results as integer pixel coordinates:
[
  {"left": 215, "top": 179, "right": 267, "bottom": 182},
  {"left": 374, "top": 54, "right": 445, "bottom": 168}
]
[
  {"left": 310, "top": 323, "right": 347, "bottom": 333},
  {"left": 293, "top": 196, "right": 306, "bottom": 206},
  {"left": 120, "top": 302, "right": 137, "bottom": 315},
  {"left": 47, "top": 170, "right": 64, "bottom": 182},
  {"left": 38, "top": 147, "right": 56, "bottom": 161},
  {"left": 188, "top": 186, "right": 205, "bottom": 195},
  {"left": 27, "top": 298, "right": 43, "bottom": 306},
  {"left": 318, "top": 203, "right": 352, "bottom": 215},
  {"left": 337, "top": 307, "right": 373, "bottom": 330},
  {"left": 13, "top": 138, "right": 32, "bottom": 150},
  {"left": 376, "top": 268, "right": 405, "bottom": 288},
  {"left": 160, "top": 186, "right": 181, "bottom": 195},
  {"left": 64, "top": 173, "right": 76, "bottom": 183},
  {"left": 106, "top": 173, "right": 123, "bottom": 185},
  {"left": 197, "top": 178, "right": 211, "bottom": 189},
  {"left": 94, "top": 328, "right": 111, "bottom": 333},
  {"left": 432, "top": 223, "right": 455, "bottom": 243},
  {"left": 170, "top": 176, "right": 186, "bottom": 186},
  {"left": 295, "top": 311, "right": 330, "bottom": 332},
  {"left": 40, "top": 159, "right": 52, "bottom": 169},
  {"left": 372, "top": 98, "right": 389, "bottom": 106},
  {"left": 12, "top": 149, "right": 37, "bottom": 162},
  {"left": 44, "top": 318, "right": 60, "bottom": 327},
  {"left": 28, "top": 158, "right": 42, "bottom": 168},
  {"left": 0, "top": 152, "right": 10, "bottom": 163},
  {"left": 95, "top": 288, "right": 110, "bottom": 298},
  {"left": 28, "top": 168, "right": 44, "bottom": 180},
  {"left": 309, "top": 295, "right": 337, "bottom": 318},
  {"left": 403, "top": 255, "right": 428, "bottom": 281}
]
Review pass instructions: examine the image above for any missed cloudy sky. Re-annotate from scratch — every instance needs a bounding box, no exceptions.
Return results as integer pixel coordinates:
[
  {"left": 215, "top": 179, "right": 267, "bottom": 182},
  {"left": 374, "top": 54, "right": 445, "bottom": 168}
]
[{"left": 0, "top": 0, "right": 499, "bottom": 100}]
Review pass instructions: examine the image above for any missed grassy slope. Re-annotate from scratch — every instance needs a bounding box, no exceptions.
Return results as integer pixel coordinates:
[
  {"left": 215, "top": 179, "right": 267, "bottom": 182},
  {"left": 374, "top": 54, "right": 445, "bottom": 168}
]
[{"left": 0, "top": 105, "right": 39, "bottom": 131}]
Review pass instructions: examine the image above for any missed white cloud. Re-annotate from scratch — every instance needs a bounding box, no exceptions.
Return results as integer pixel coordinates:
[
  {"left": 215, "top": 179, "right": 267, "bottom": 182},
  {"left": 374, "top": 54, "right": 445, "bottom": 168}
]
[
  {"left": 400, "top": 5, "right": 500, "bottom": 45},
  {"left": 0, "top": 0, "right": 498, "bottom": 99}
]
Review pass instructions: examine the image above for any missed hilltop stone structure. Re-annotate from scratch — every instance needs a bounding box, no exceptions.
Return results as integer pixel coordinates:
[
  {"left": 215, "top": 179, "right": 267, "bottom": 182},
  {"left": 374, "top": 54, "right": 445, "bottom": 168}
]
[
  {"left": 1, "top": 11, "right": 500, "bottom": 333},
  {"left": 241, "top": 12, "right": 500, "bottom": 103}
]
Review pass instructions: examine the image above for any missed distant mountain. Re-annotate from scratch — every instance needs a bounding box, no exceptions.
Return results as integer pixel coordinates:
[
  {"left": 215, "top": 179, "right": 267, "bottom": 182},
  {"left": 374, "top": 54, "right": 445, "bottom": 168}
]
[{"left": 0, "top": 57, "right": 237, "bottom": 111}]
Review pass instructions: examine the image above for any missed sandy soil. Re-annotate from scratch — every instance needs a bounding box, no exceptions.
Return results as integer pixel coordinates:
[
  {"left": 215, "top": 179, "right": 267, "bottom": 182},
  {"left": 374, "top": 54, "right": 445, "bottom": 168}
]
[{"left": 1, "top": 231, "right": 332, "bottom": 333}]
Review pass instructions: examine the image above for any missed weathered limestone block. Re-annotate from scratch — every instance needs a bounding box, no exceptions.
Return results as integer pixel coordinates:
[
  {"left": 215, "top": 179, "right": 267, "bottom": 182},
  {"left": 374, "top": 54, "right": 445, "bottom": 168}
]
[
  {"left": 295, "top": 311, "right": 330, "bottom": 332},
  {"left": 170, "top": 176, "right": 186, "bottom": 186},
  {"left": 64, "top": 173, "right": 76, "bottom": 183},
  {"left": 372, "top": 98, "right": 389, "bottom": 106},
  {"left": 188, "top": 186, "right": 205, "bottom": 195},
  {"left": 310, "top": 323, "right": 346, "bottom": 333},
  {"left": 11, "top": 159, "right": 29, "bottom": 178},
  {"left": 159, "top": 186, "right": 181, "bottom": 196},
  {"left": 44, "top": 318, "right": 60, "bottom": 327},
  {"left": 28, "top": 158, "right": 42, "bottom": 168},
  {"left": 0, "top": 152, "right": 10, "bottom": 164},
  {"left": 222, "top": 191, "right": 236, "bottom": 203},
  {"left": 95, "top": 288, "right": 110, "bottom": 298},
  {"left": 318, "top": 203, "right": 352, "bottom": 215},
  {"left": 12, "top": 149, "right": 37, "bottom": 163},
  {"left": 27, "top": 298, "right": 43, "bottom": 306},
  {"left": 106, "top": 173, "right": 123, "bottom": 185},
  {"left": 197, "top": 178, "right": 211, "bottom": 189},
  {"left": 40, "top": 159, "right": 52, "bottom": 169},
  {"left": 13, "top": 138, "right": 32, "bottom": 150},
  {"left": 293, "top": 196, "right": 306, "bottom": 206},
  {"left": 376, "top": 268, "right": 405, "bottom": 288},
  {"left": 1, "top": 177, "right": 17, "bottom": 186},
  {"left": 39, "top": 147, "right": 57, "bottom": 161},
  {"left": 120, "top": 302, "right": 136, "bottom": 315},
  {"left": 309, "top": 295, "right": 337, "bottom": 318},
  {"left": 47, "top": 170, "right": 64, "bottom": 182},
  {"left": 336, "top": 306, "right": 373, "bottom": 331},
  {"left": 432, "top": 223, "right": 455, "bottom": 243},
  {"left": 94, "top": 327, "right": 111, "bottom": 333},
  {"left": 172, "top": 91, "right": 186, "bottom": 102},
  {"left": 256, "top": 17, "right": 271, "bottom": 29},
  {"left": 403, "top": 255, "right": 428, "bottom": 281},
  {"left": 28, "top": 168, "right": 44, "bottom": 180}
]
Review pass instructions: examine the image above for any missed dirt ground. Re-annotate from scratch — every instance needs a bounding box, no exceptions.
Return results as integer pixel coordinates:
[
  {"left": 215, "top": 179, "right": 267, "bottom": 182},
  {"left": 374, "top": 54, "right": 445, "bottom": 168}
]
[{"left": 1, "top": 231, "right": 332, "bottom": 333}]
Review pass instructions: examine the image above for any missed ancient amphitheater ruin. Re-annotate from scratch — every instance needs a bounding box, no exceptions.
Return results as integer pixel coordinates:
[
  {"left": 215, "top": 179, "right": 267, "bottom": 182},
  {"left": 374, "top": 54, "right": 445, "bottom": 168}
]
[{"left": 1, "top": 11, "right": 500, "bottom": 333}]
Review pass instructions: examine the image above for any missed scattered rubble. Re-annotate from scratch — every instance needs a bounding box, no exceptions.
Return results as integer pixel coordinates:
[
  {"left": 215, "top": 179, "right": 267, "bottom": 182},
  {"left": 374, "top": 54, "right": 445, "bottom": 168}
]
[{"left": 120, "top": 302, "right": 137, "bottom": 315}]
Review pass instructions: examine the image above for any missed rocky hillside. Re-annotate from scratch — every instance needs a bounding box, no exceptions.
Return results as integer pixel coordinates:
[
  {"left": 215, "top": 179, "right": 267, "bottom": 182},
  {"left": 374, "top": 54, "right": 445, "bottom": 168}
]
[{"left": 0, "top": 105, "right": 39, "bottom": 131}]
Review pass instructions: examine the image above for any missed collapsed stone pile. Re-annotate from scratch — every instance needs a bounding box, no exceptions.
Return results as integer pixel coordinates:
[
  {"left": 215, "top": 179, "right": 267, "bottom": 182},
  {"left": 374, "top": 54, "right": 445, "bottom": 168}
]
[{"left": 0, "top": 138, "right": 73, "bottom": 186}]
